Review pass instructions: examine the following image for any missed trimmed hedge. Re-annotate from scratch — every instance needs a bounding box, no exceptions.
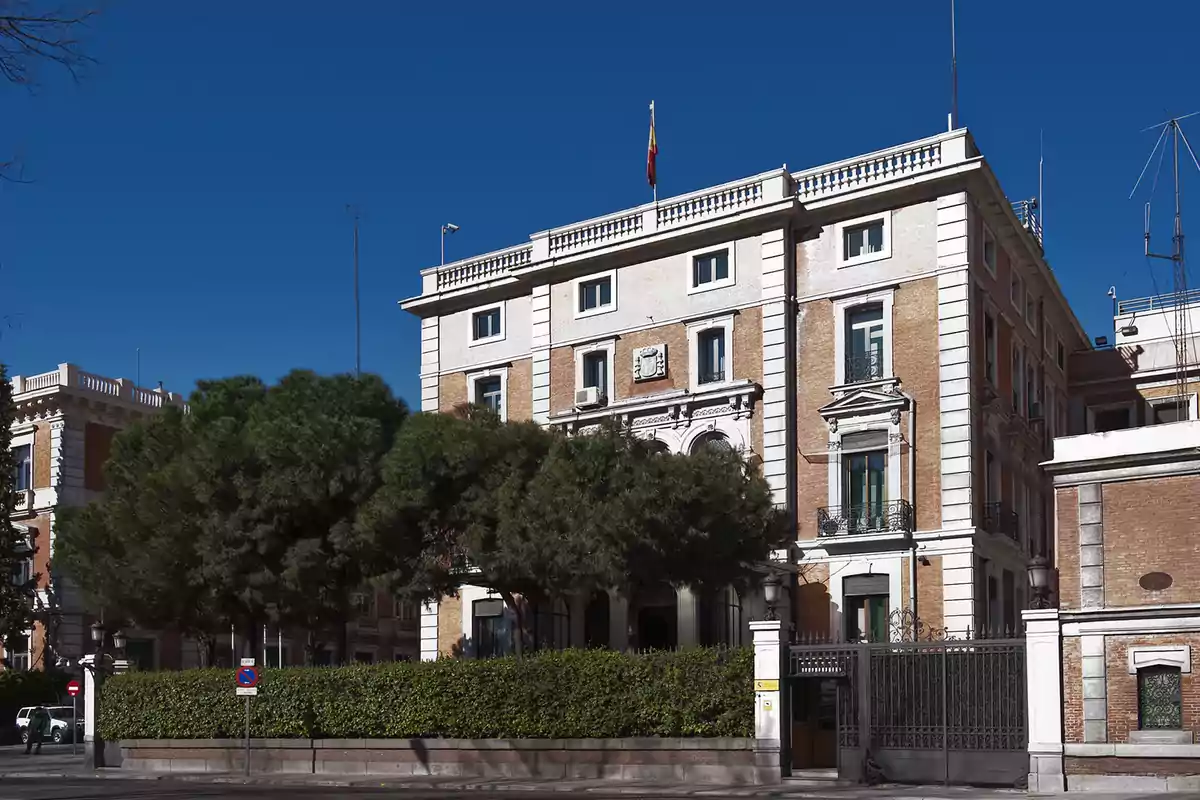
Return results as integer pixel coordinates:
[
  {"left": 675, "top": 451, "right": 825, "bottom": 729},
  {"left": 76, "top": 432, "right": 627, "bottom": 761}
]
[{"left": 99, "top": 647, "right": 752, "bottom": 741}]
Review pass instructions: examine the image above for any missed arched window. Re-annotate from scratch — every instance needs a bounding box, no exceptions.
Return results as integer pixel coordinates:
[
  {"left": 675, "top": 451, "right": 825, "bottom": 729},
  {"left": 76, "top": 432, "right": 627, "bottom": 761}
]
[{"left": 690, "top": 431, "right": 733, "bottom": 455}]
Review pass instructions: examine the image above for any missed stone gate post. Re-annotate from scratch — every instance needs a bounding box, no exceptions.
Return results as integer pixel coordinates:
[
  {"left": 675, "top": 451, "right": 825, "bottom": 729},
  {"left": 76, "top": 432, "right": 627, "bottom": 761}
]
[
  {"left": 751, "top": 619, "right": 785, "bottom": 784},
  {"left": 1024, "top": 608, "right": 1064, "bottom": 791}
]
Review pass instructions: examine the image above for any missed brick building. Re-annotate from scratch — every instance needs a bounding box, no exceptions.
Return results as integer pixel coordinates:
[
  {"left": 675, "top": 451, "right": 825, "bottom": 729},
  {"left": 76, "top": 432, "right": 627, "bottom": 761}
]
[
  {"left": 400, "top": 127, "right": 1088, "bottom": 667},
  {"left": 1027, "top": 289, "right": 1200, "bottom": 791},
  {"left": 6, "top": 364, "right": 184, "bottom": 671}
]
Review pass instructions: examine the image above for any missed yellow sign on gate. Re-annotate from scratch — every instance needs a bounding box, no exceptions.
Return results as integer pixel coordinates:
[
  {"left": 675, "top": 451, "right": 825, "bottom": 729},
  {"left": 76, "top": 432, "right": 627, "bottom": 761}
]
[{"left": 754, "top": 679, "right": 779, "bottom": 692}]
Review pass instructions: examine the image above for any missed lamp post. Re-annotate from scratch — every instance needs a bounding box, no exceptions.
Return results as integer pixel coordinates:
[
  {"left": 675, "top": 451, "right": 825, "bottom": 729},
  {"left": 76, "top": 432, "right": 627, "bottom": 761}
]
[
  {"left": 763, "top": 573, "right": 781, "bottom": 621},
  {"left": 84, "top": 624, "right": 125, "bottom": 768},
  {"left": 1028, "top": 555, "right": 1054, "bottom": 609}
]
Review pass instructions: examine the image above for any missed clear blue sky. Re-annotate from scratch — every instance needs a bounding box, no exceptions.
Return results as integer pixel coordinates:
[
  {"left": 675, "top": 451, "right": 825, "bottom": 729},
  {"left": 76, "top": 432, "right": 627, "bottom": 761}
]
[{"left": 2, "top": 1, "right": 1197, "bottom": 405}]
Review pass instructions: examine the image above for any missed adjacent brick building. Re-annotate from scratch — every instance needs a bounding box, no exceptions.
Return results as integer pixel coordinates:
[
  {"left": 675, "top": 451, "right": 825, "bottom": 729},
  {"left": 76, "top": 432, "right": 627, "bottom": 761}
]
[{"left": 1030, "top": 290, "right": 1200, "bottom": 791}]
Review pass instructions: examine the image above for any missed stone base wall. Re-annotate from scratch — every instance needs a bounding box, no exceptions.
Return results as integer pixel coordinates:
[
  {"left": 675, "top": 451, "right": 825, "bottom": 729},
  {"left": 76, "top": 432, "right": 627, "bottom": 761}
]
[
  {"left": 120, "top": 738, "right": 771, "bottom": 784},
  {"left": 1065, "top": 755, "right": 1200, "bottom": 792}
]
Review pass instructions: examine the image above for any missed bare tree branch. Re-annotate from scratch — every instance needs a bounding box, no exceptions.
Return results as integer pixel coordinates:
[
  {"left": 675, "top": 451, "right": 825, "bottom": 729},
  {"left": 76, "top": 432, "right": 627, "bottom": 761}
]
[{"left": 0, "top": 1, "right": 96, "bottom": 87}]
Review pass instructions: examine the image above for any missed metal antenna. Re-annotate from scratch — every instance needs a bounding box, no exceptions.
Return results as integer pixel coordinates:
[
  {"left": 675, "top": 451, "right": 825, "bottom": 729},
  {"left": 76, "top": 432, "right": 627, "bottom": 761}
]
[
  {"left": 1038, "top": 130, "right": 1044, "bottom": 239},
  {"left": 1135, "top": 115, "right": 1199, "bottom": 405},
  {"left": 949, "top": 0, "right": 958, "bottom": 130},
  {"left": 346, "top": 205, "right": 361, "bottom": 379}
]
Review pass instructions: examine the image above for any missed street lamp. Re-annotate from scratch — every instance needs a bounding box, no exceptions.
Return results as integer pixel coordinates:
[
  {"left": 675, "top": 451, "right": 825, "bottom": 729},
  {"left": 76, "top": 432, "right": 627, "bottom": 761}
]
[
  {"left": 1027, "top": 555, "right": 1054, "bottom": 609},
  {"left": 84, "top": 622, "right": 125, "bottom": 769},
  {"left": 112, "top": 630, "right": 127, "bottom": 652},
  {"left": 441, "top": 222, "right": 460, "bottom": 266},
  {"left": 763, "top": 573, "right": 781, "bottom": 621}
]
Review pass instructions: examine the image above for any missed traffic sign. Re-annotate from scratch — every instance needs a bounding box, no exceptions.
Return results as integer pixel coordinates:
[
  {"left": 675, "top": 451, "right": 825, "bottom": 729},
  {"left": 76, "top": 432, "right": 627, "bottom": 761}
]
[
  {"left": 236, "top": 665, "right": 259, "bottom": 688},
  {"left": 240, "top": 657, "right": 256, "bottom": 667},
  {"left": 66, "top": 680, "right": 81, "bottom": 697}
]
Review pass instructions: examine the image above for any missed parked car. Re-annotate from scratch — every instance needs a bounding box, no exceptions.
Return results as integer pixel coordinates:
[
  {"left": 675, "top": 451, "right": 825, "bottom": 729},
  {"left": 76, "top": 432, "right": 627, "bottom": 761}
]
[{"left": 15, "top": 705, "right": 83, "bottom": 744}]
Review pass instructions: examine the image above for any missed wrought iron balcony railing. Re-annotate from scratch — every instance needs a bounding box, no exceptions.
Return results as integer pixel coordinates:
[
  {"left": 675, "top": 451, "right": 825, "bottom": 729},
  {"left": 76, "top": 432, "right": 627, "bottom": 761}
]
[
  {"left": 816, "top": 500, "right": 914, "bottom": 537},
  {"left": 845, "top": 351, "right": 884, "bottom": 384},
  {"left": 981, "top": 502, "right": 1019, "bottom": 541}
]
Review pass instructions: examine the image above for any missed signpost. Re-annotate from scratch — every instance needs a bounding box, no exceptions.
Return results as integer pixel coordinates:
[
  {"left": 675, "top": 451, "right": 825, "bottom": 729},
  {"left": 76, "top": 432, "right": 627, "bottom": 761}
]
[
  {"left": 66, "top": 680, "right": 81, "bottom": 756},
  {"left": 236, "top": 659, "right": 258, "bottom": 775}
]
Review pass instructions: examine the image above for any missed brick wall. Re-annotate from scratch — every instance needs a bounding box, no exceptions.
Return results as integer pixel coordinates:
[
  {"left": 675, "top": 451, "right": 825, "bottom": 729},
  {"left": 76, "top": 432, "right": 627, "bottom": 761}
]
[
  {"left": 892, "top": 278, "right": 942, "bottom": 531},
  {"left": 733, "top": 306, "right": 763, "bottom": 384},
  {"left": 438, "top": 373, "right": 466, "bottom": 414},
  {"left": 1064, "top": 636, "right": 1082, "bottom": 743},
  {"left": 28, "top": 512, "right": 50, "bottom": 590},
  {"left": 508, "top": 359, "right": 532, "bottom": 421},
  {"left": 84, "top": 423, "right": 117, "bottom": 491},
  {"left": 1056, "top": 486, "right": 1080, "bottom": 609},
  {"left": 1102, "top": 476, "right": 1200, "bottom": 606},
  {"left": 794, "top": 300, "right": 833, "bottom": 540},
  {"left": 549, "top": 346, "right": 574, "bottom": 416},
  {"left": 794, "top": 563, "right": 831, "bottom": 637},
  {"left": 916, "top": 555, "right": 944, "bottom": 630},
  {"left": 33, "top": 422, "right": 51, "bottom": 489},
  {"left": 1105, "top": 634, "right": 1200, "bottom": 743},
  {"left": 615, "top": 324, "right": 687, "bottom": 400},
  {"left": 437, "top": 595, "right": 463, "bottom": 658}
]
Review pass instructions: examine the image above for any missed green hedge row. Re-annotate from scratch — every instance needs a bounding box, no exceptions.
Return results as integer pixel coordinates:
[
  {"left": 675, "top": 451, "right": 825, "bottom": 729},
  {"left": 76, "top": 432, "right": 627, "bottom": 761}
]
[{"left": 99, "top": 647, "right": 753, "bottom": 740}]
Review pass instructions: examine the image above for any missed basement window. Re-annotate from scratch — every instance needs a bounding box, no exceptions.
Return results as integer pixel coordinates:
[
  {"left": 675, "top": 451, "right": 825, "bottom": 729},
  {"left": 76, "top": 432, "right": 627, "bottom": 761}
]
[{"left": 1138, "top": 666, "right": 1183, "bottom": 730}]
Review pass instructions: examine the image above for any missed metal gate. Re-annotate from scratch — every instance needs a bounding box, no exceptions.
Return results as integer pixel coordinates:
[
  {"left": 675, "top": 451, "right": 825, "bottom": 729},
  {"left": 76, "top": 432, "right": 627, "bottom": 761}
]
[{"left": 786, "top": 615, "right": 1027, "bottom": 786}]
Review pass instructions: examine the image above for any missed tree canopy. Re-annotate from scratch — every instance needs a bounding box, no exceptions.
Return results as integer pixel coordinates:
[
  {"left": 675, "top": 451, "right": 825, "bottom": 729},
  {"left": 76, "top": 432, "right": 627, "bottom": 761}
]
[
  {"left": 0, "top": 363, "right": 38, "bottom": 665},
  {"left": 56, "top": 372, "right": 787, "bottom": 660}
]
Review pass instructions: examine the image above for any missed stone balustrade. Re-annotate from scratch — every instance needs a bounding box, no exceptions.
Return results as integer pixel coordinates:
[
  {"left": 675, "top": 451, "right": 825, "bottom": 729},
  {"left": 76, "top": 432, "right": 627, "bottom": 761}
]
[{"left": 10, "top": 363, "right": 184, "bottom": 408}]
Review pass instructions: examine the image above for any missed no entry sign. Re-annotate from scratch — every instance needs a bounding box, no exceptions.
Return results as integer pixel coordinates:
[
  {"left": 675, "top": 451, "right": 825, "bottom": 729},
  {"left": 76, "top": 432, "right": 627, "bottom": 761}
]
[{"left": 66, "top": 680, "right": 81, "bottom": 697}]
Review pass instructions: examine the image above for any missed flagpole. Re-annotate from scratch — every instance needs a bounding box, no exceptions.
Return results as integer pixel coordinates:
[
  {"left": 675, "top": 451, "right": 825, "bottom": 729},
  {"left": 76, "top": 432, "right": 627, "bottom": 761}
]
[{"left": 650, "top": 101, "right": 658, "bottom": 206}]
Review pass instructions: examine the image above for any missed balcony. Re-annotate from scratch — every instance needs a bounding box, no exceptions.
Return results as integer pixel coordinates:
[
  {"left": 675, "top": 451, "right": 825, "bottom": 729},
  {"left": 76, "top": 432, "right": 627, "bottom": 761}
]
[
  {"left": 12, "top": 489, "right": 33, "bottom": 514},
  {"left": 845, "top": 352, "right": 884, "bottom": 384},
  {"left": 816, "top": 500, "right": 914, "bottom": 538},
  {"left": 1011, "top": 199, "right": 1042, "bottom": 249},
  {"left": 981, "top": 502, "right": 1019, "bottom": 542}
]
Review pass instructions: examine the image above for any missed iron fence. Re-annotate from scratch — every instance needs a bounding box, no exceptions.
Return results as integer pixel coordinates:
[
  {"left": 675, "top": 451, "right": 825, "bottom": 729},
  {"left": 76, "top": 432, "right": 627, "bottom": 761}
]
[
  {"left": 816, "top": 500, "right": 914, "bottom": 537},
  {"left": 981, "top": 502, "right": 1019, "bottom": 542}
]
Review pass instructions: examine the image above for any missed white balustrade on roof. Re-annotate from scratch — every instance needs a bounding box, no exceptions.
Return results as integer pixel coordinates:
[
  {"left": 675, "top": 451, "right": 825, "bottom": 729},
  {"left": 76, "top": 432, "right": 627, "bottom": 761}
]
[{"left": 10, "top": 364, "right": 182, "bottom": 409}]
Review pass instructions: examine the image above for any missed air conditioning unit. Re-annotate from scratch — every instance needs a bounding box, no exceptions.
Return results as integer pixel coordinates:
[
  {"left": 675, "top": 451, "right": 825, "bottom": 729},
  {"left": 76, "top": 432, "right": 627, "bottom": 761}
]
[{"left": 575, "top": 386, "right": 602, "bottom": 409}]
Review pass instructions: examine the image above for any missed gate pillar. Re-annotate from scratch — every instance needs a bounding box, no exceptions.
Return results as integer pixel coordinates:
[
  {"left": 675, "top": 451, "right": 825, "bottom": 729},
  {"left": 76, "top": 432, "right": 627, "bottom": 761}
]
[
  {"left": 1024, "top": 608, "right": 1064, "bottom": 791},
  {"left": 751, "top": 619, "right": 785, "bottom": 783}
]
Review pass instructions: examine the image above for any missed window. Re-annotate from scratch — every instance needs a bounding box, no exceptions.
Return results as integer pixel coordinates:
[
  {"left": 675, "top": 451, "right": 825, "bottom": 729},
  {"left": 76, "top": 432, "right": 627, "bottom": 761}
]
[
  {"left": 473, "top": 598, "right": 508, "bottom": 659},
  {"left": 352, "top": 592, "right": 375, "bottom": 618},
  {"left": 5, "top": 634, "right": 29, "bottom": 671},
  {"left": 1026, "top": 292, "right": 1037, "bottom": 329},
  {"left": 1011, "top": 273, "right": 1024, "bottom": 314},
  {"left": 574, "top": 271, "right": 616, "bottom": 317},
  {"left": 843, "top": 574, "right": 890, "bottom": 643},
  {"left": 1057, "top": 340, "right": 1066, "bottom": 371},
  {"left": 697, "top": 328, "right": 726, "bottom": 385},
  {"left": 844, "top": 449, "right": 886, "bottom": 533},
  {"left": 470, "top": 306, "right": 503, "bottom": 343},
  {"left": 582, "top": 350, "right": 608, "bottom": 397},
  {"left": 394, "top": 599, "right": 416, "bottom": 622},
  {"left": 983, "top": 450, "right": 999, "bottom": 505},
  {"left": 1150, "top": 397, "right": 1191, "bottom": 424},
  {"left": 982, "top": 224, "right": 997, "bottom": 274},
  {"left": 474, "top": 376, "right": 502, "bottom": 414},
  {"left": 689, "top": 247, "right": 734, "bottom": 292},
  {"left": 846, "top": 304, "right": 885, "bottom": 383},
  {"left": 264, "top": 645, "right": 289, "bottom": 668},
  {"left": 984, "top": 312, "right": 998, "bottom": 386},
  {"left": 1002, "top": 570, "right": 1016, "bottom": 634},
  {"left": 837, "top": 213, "right": 892, "bottom": 267},
  {"left": 690, "top": 431, "right": 733, "bottom": 455},
  {"left": 844, "top": 220, "right": 884, "bottom": 260},
  {"left": 1027, "top": 363, "right": 1039, "bottom": 418},
  {"left": 125, "top": 639, "right": 156, "bottom": 671},
  {"left": 11, "top": 445, "right": 31, "bottom": 492},
  {"left": 354, "top": 650, "right": 375, "bottom": 665},
  {"left": 1138, "top": 666, "right": 1183, "bottom": 730},
  {"left": 528, "top": 599, "right": 570, "bottom": 653},
  {"left": 10, "top": 556, "right": 32, "bottom": 589},
  {"left": 1092, "top": 406, "right": 1132, "bottom": 433}
]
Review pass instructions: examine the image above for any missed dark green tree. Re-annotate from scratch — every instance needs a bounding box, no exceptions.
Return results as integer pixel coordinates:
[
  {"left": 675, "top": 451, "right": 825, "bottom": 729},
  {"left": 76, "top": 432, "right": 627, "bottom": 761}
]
[
  {"left": 362, "top": 412, "right": 787, "bottom": 656},
  {"left": 0, "top": 364, "right": 38, "bottom": 665}
]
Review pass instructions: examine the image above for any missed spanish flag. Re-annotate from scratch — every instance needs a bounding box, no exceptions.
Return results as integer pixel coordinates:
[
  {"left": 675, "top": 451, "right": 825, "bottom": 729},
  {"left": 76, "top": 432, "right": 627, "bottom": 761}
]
[{"left": 646, "top": 101, "right": 658, "bottom": 189}]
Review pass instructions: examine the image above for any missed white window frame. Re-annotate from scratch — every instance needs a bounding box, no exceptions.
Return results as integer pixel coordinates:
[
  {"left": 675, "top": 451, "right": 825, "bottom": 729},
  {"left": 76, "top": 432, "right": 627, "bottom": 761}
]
[
  {"left": 394, "top": 598, "right": 417, "bottom": 622},
  {"left": 1056, "top": 338, "right": 1066, "bottom": 372},
  {"left": 825, "top": 417, "right": 903, "bottom": 511},
  {"left": 836, "top": 211, "right": 893, "bottom": 268},
  {"left": 1011, "top": 272, "right": 1024, "bottom": 315},
  {"left": 686, "top": 314, "right": 735, "bottom": 391},
  {"left": 573, "top": 339, "right": 617, "bottom": 399},
  {"left": 467, "top": 301, "right": 506, "bottom": 346},
  {"left": 573, "top": 269, "right": 617, "bottom": 319},
  {"left": 982, "top": 223, "right": 997, "bottom": 275},
  {"left": 1146, "top": 393, "right": 1198, "bottom": 424},
  {"left": 686, "top": 244, "right": 737, "bottom": 294},
  {"left": 467, "top": 366, "right": 509, "bottom": 422},
  {"left": 1025, "top": 292, "right": 1037, "bottom": 331},
  {"left": 833, "top": 290, "right": 895, "bottom": 386}
]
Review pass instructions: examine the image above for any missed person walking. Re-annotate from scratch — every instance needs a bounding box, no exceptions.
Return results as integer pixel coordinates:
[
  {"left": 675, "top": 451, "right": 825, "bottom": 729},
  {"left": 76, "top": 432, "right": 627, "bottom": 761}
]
[{"left": 24, "top": 706, "right": 50, "bottom": 755}]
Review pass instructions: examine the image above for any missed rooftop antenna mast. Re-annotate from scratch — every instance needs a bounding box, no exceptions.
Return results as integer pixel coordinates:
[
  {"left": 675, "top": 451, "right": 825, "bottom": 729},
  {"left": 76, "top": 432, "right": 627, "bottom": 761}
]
[
  {"left": 1130, "top": 112, "right": 1200, "bottom": 405},
  {"left": 949, "top": 0, "right": 958, "bottom": 131}
]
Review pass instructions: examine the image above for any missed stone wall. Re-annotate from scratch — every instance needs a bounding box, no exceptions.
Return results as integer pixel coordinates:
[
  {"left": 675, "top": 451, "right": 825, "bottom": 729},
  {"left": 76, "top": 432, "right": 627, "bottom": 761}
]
[{"left": 120, "top": 737, "right": 768, "bottom": 783}]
